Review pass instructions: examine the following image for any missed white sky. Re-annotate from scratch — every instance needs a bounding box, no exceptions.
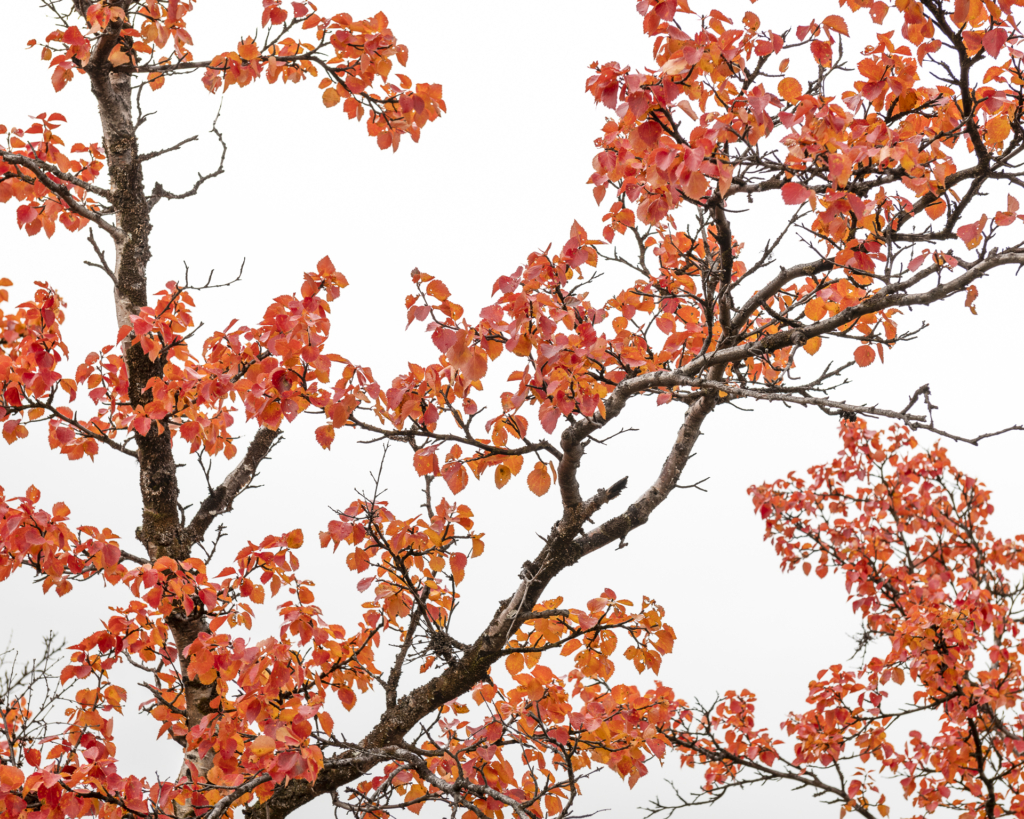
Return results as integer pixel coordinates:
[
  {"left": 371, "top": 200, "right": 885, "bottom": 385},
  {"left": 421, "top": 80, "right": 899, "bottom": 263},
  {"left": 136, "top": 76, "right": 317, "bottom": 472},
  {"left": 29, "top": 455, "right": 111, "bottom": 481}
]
[{"left": 2, "top": 2, "right": 1023, "bottom": 818}]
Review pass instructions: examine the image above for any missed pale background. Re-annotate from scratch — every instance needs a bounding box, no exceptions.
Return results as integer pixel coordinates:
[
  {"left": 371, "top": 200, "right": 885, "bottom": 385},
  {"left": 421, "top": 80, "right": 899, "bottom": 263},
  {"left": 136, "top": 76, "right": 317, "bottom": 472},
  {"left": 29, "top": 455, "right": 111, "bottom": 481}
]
[{"left": 1, "top": 2, "right": 1021, "bottom": 817}]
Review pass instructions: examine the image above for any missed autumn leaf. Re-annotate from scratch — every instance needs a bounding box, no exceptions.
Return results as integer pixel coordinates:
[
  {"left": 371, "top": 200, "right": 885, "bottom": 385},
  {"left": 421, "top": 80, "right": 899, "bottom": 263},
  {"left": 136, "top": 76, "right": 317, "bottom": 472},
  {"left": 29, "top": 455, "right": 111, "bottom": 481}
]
[
  {"left": 0, "top": 765, "right": 25, "bottom": 792},
  {"left": 804, "top": 297, "right": 826, "bottom": 321},
  {"left": 450, "top": 552, "right": 467, "bottom": 584},
  {"left": 441, "top": 462, "right": 469, "bottom": 494},
  {"left": 527, "top": 463, "right": 551, "bottom": 496},
  {"left": 821, "top": 14, "right": 849, "bottom": 35},
  {"left": 810, "top": 39, "right": 832, "bottom": 67},
  {"left": 853, "top": 345, "right": 875, "bottom": 367},
  {"left": 323, "top": 87, "right": 341, "bottom": 108},
  {"left": 957, "top": 222, "right": 982, "bottom": 249},
  {"left": 781, "top": 182, "right": 812, "bottom": 205},
  {"left": 778, "top": 77, "right": 802, "bottom": 104}
]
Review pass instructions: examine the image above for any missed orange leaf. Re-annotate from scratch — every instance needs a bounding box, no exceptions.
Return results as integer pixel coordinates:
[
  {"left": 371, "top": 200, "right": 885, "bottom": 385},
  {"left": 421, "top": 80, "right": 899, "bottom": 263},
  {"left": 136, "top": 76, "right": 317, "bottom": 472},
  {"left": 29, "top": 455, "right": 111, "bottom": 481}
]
[
  {"left": 821, "top": 15, "right": 849, "bottom": 35},
  {"left": 717, "top": 161, "right": 733, "bottom": 196},
  {"left": 527, "top": 463, "right": 551, "bottom": 497},
  {"left": 450, "top": 552, "right": 467, "bottom": 584},
  {"left": 323, "top": 87, "right": 341, "bottom": 108},
  {"left": 778, "top": 77, "right": 802, "bottom": 105},
  {"left": 319, "top": 711, "right": 334, "bottom": 735},
  {"left": 0, "top": 765, "right": 23, "bottom": 792},
  {"left": 804, "top": 297, "right": 826, "bottom": 321},
  {"left": 461, "top": 347, "right": 488, "bottom": 382},
  {"left": 853, "top": 345, "right": 875, "bottom": 367},
  {"left": 251, "top": 736, "right": 275, "bottom": 757},
  {"left": 315, "top": 425, "right": 335, "bottom": 449}
]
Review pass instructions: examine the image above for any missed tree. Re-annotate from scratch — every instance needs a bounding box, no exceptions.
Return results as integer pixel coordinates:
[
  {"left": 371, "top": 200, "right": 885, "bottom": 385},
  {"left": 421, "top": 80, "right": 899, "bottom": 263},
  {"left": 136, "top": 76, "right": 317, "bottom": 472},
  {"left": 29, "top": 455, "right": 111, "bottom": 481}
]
[{"left": 0, "top": 1, "right": 1022, "bottom": 818}]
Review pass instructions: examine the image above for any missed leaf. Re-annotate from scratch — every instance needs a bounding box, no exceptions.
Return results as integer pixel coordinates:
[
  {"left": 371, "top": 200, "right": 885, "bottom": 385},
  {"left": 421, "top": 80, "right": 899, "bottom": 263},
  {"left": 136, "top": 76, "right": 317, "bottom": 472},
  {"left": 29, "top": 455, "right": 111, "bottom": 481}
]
[
  {"left": 0, "top": 765, "right": 25, "bottom": 792},
  {"left": 322, "top": 87, "right": 341, "bottom": 108},
  {"left": 461, "top": 347, "right": 488, "bottom": 382},
  {"left": 804, "top": 297, "right": 826, "bottom": 321},
  {"left": 450, "top": 552, "right": 467, "bottom": 584},
  {"left": 803, "top": 336, "right": 822, "bottom": 355},
  {"left": 319, "top": 711, "right": 334, "bottom": 735},
  {"left": 495, "top": 464, "right": 511, "bottom": 488},
  {"left": 778, "top": 77, "right": 802, "bottom": 105},
  {"left": 527, "top": 463, "right": 551, "bottom": 497},
  {"left": 781, "top": 182, "right": 812, "bottom": 205},
  {"left": 441, "top": 462, "right": 468, "bottom": 494},
  {"left": 909, "top": 251, "right": 929, "bottom": 272},
  {"left": 426, "top": 279, "right": 450, "bottom": 301},
  {"left": 810, "top": 40, "right": 833, "bottom": 68},
  {"left": 638, "top": 120, "right": 661, "bottom": 147},
  {"left": 251, "top": 736, "right": 275, "bottom": 757},
  {"left": 682, "top": 171, "right": 708, "bottom": 201},
  {"left": 413, "top": 446, "right": 438, "bottom": 476},
  {"left": 505, "top": 653, "right": 524, "bottom": 675},
  {"left": 315, "top": 425, "right": 335, "bottom": 449},
  {"left": 821, "top": 15, "right": 849, "bottom": 35},
  {"left": 853, "top": 345, "right": 875, "bottom": 367},
  {"left": 16, "top": 205, "right": 36, "bottom": 227},
  {"left": 717, "top": 161, "right": 733, "bottom": 196},
  {"left": 957, "top": 222, "right": 982, "bottom": 250},
  {"left": 965, "top": 284, "right": 979, "bottom": 315},
  {"left": 983, "top": 27, "right": 1008, "bottom": 58}
]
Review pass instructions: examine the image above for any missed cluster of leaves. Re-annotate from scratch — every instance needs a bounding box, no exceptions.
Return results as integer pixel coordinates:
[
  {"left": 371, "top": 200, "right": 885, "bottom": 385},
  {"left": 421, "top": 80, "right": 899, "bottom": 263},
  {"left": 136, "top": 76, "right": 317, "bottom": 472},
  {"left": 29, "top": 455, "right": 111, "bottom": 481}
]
[
  {"left": 651, "top": 423, "right": 1024, "bottom": 819},
  {"left": 0, "top": 480, "right": 678, "bottom": 817},
  {"left": 1, "top": 0, "right": 444, "bottom": 246},
  {"left": 0, "top": 260, "right": 364, "bottom": 462}
]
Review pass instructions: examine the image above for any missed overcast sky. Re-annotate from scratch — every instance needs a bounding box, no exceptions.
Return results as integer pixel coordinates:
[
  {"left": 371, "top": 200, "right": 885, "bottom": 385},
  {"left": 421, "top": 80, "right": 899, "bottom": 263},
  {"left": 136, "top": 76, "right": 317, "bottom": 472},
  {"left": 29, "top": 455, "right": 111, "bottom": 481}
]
[{"left": 2, "top": 3, "right": 1022, "bottom": 817}]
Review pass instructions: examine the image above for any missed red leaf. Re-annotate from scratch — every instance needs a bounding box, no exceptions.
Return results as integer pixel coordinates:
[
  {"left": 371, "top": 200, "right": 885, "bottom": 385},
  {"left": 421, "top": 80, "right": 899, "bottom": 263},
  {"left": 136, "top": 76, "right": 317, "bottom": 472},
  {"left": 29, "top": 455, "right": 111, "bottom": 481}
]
[
  {"left": 16, "top": 205, "right": 35, "bottom": 227},
  {"left": 810, "top": 40, "right": 833, "bottom": 67},
  {"left": 957, "top": 222, "right": 982, "bottom": 249},
  {"left": 781, "top": 182, "right": 812, "bottom": 205},
  {"left": 441, "top": 462, "right": 468, "bottom": 494},
  {"left": 983, "top": 28, "right": 1008, "bottom": 58},
  {"left": 638, "top": 120, "right": 661, "bottom": 147},
  {"left": 853, "top": 345, "right": 875, "bottom": 367}
]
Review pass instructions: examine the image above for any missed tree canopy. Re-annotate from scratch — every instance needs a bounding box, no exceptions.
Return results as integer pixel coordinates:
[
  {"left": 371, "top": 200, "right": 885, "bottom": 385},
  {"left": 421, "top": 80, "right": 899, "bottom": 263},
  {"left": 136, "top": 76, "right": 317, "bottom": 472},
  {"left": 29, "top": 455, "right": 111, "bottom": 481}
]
[{"left": 2, "top": 1, "right": 1024, "bottom": 818}]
